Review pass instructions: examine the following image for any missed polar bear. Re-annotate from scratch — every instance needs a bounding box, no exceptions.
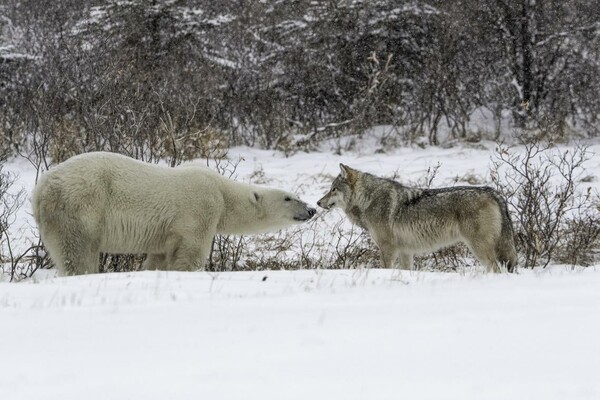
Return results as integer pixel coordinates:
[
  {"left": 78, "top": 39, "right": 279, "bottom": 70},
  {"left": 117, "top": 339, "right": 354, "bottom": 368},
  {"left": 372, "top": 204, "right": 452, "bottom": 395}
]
[{"left": 32, "top": 152, "right": 316, "bottom": 275}]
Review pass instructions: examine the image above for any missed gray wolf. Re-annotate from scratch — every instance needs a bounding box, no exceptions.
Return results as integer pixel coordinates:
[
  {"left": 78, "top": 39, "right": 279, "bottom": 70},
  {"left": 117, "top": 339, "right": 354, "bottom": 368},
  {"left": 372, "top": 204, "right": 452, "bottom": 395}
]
[
  {"left": 32, "top": 152, "right": 316, "bottom": 275},
  {"left": 317, "top": 164, "right": 517, "bottom": 272}
]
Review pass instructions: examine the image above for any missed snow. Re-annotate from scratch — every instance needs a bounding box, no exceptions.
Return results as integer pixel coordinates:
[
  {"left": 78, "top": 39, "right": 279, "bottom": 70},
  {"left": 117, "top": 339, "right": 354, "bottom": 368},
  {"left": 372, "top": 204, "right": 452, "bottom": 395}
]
[
  {"left": 2, "top": 267, "right": 600, "bottom": 400},
  {"left": 2, "top": 136, "right": 600, "bottom": 399}
]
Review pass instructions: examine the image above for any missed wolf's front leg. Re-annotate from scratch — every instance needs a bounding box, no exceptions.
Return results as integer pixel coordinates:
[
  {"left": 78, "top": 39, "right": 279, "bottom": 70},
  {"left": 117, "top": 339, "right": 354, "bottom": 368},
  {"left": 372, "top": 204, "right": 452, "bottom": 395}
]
[{"left": 378, "top": 243, "right": 399, "bottom": 269}]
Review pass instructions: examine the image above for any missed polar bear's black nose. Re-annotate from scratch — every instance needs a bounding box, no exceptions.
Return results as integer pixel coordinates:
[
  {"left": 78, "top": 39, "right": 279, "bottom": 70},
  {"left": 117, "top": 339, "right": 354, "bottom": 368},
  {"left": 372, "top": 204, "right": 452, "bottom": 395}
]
[{"left": 308, "top": 208, "right": 317, "bottom": 218}]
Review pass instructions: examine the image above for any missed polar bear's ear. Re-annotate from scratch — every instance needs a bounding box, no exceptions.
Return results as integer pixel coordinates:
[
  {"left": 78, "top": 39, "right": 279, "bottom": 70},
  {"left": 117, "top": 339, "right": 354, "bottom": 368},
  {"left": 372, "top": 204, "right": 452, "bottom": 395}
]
[{"left": 253, "top": 192, "right": 261, "bottom": 203}]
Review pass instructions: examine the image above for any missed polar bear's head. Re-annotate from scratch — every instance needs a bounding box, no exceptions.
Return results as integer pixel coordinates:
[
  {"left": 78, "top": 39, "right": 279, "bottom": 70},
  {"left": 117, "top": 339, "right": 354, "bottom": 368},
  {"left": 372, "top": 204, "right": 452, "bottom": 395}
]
[{"left": 251, "top": 188, "right": 316, "bottom": 231}]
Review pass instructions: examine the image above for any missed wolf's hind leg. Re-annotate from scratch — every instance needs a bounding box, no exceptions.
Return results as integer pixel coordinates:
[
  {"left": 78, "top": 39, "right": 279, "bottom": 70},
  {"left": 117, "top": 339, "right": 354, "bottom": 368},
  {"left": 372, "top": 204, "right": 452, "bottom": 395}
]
[{"left": 467, "top": 240, "right": 500, "bottom": 273}]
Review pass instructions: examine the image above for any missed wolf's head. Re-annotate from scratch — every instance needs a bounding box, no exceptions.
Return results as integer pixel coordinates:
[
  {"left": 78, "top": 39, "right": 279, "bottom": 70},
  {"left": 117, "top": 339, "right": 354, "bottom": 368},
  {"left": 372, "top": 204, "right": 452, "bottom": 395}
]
[{"left": 317, "top": 164, "right": 358, "bottom": 210}]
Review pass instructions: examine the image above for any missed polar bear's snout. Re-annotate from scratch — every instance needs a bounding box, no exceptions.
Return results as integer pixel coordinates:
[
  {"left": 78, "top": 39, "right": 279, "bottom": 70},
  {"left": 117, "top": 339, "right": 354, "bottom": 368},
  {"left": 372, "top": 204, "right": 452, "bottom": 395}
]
[{"left": 293, "top": 205, "right": 317, "bottom": 222}]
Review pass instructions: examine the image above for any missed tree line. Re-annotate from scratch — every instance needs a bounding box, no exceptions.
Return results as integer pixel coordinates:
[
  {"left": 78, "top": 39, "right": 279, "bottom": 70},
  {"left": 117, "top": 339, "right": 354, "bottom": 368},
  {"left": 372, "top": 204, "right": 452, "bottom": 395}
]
[{"left": 1, "top": 0, "right": 599, "bottom": 159}]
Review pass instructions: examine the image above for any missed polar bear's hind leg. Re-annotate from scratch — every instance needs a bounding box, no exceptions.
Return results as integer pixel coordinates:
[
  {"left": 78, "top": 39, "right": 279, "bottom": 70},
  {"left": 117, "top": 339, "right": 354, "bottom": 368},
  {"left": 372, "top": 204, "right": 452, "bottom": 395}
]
[{"left": 53, "top": 220, "right": 100, "bottom": 275}]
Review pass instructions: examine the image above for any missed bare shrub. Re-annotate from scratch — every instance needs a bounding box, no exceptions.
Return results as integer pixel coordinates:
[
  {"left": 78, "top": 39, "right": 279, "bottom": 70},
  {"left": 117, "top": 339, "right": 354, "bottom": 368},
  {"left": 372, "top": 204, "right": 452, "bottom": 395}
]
[
  {"left": 11, "top": 245, "right": 50, "bottom": 281},
  {"left": 349, "top": 52, "right": 396, "bottom": 137},
  {"left": 243, "top": 229, "right": 304, "bottom": 271},
  {"left": 556, "top": 210, "right": 600, "bottom": 266},
  {"left": 0, "top": 160, "right": 24, "bottom": 279},
  {"left": 163, "top": 126, "right": 229, "bottom": 163},
  {"left": 100, "top": 254, "right": 145, "bottom": 273},
  {"left": 414, "top": 244, "right": 475, "bottom": 272},
  {"left": 207, "top": 235, "right": 247, "bottom": 272},
  {"left": 328, "top": 222, "right": 377, "bottom": 269},
  {"left": 48, "top": 119, "right": 86, "bottom": 164},
  {"left": 1, "top": 154, "right": 49, "bottom": 281},
  {"left": 242, "top": 215, "right": 378, "bottom": 271},
  {"left": 491, "top": 140, "right": 596, "bottom": 268}
]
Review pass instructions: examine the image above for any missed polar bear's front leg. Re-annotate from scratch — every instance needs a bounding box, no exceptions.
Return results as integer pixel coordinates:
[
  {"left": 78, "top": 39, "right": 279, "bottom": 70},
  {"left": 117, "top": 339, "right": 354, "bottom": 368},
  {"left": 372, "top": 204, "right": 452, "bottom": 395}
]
[
  {"left": 142, "top": 253, "right": 167, "bottom": 270},
  {"left": 167, "top": 234, "right": 214, "bottom": 271}
]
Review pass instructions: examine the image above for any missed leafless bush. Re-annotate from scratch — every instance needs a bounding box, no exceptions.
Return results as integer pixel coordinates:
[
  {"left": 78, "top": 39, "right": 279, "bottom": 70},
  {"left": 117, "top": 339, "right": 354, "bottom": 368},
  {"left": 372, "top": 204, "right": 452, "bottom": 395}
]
[
  {"left": 5, "top": 242, "right": 50, "bottom": 281},
  {"left": 491, "top": 140, "right": 596, "bottom": 268},
  {"left": 100, "top": 254, "right": 145, "bottom": 273},
  {"left": 243, "top": 229, "right": 305, "bottom": 271},
  {"left": 207, "top": 235, "right": 248, "bottom": 272},
  {"left": 239, "top": 215, "right": 378, "bottom": 271},
  {"left": 555, "top": 210, "right": 600, "bottom": 266},
  {"left": 9, "top": 131, "right": 55, "bottom": 278},
  {"left": 0, "top": 160, "right": 24, "bottom": 278},
  {"left": 2, "top": 0, "right": 600, "bottom": 159},
  {"left": 1, "top": 155, "right": 48, "bottom": 281},
  {"left": 327, "top": 221, "right": 377, "bottom": 269},
  {"left": 414, "top": 244, "right": 474, "bottom": 272}
]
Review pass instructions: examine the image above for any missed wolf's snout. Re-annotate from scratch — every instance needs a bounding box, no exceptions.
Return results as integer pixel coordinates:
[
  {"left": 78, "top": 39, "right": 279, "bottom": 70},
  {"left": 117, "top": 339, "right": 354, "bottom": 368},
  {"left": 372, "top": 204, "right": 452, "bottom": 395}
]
[{"left": 317, "top": 198, "right": 332, "bottom": 209}]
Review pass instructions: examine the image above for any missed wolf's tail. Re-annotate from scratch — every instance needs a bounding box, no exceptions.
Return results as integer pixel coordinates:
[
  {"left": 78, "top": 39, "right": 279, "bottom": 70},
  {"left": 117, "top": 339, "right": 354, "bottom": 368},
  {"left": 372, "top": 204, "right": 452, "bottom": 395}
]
[{"left": 495, "top": 195, "right": 518, "bottom": 272}]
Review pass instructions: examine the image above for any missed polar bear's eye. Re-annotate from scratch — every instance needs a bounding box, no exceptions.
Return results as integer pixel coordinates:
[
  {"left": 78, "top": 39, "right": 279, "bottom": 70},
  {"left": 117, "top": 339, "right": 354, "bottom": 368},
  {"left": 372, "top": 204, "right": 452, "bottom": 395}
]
[{"left": 284, "top": 196, "right": 291, "bottom": 202}]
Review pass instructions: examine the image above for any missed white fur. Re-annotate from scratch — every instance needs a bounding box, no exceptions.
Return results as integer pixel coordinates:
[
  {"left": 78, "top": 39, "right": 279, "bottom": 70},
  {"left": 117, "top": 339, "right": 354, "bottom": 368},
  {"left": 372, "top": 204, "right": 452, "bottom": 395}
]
[{"left": 32, "top": 152, "right": 315, "bottom": 275}]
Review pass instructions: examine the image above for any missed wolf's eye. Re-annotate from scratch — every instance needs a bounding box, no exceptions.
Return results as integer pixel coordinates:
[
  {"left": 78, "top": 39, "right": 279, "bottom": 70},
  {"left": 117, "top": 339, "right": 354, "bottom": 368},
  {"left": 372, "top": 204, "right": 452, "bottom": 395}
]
[
  {"left": 331, "top": 188, "right": 337, "bottom": 192},
  {"left": 284, "top": 197, "right": 291, "bottom": 201}
]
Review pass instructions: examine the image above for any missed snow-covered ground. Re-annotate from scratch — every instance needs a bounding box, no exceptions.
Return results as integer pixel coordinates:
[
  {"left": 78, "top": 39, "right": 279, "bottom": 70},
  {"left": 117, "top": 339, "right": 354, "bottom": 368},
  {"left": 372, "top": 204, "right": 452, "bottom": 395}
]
[
  {"left": 2, "top": 267, "right": 600, "bottom": 400},
  {"left": 2, "top": 135, "right": 600, "bottom": 399}
]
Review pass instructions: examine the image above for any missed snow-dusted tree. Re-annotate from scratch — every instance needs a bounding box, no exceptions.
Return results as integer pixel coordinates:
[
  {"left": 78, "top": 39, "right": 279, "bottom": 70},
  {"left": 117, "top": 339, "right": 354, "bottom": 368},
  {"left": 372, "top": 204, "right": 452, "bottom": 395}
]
[
  {"left": 2, "top": 0, "right": 599, "bottom": 156},
  {"left": 63, "top": 0, "right": 233, "bottom": 159},
  {"left": 460, "top": 0, "right": 600, "bottom": 137},
  {"left": 237, "top": 0, "right": 451, "bottom": 144}
]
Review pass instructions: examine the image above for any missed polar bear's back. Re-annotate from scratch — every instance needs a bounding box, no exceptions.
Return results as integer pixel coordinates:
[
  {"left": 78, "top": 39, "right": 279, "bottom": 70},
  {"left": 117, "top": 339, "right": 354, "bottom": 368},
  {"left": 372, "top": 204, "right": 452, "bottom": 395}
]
[{"left": 38, "top": 151, "right": 222, "bottom": 201}]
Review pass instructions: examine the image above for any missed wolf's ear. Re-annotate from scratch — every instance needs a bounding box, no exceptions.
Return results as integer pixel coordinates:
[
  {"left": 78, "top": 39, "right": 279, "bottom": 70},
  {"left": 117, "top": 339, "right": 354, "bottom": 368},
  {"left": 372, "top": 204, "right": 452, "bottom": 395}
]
[
  {"left": 252, "top": 192, "right": 260, "bottom": 203},
  {"left": 339, "top": 164, "right": 358, "bottom": 183}
]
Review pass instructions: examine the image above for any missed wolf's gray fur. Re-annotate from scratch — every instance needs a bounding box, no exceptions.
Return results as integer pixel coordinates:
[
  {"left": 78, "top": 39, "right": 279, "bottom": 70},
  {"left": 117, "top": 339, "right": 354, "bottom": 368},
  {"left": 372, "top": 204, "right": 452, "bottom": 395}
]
[{"left": 317, "top": 164, "right": 517, "bottom": 272}]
